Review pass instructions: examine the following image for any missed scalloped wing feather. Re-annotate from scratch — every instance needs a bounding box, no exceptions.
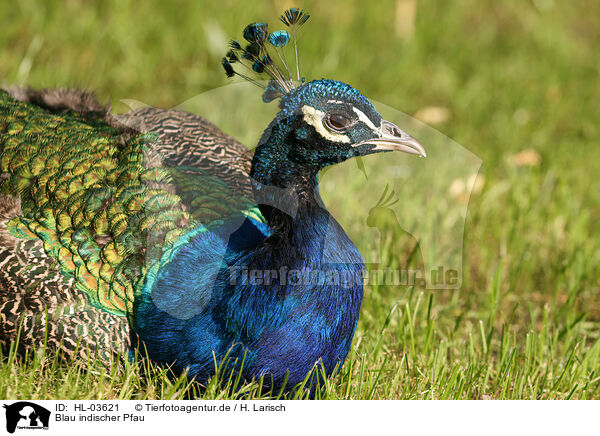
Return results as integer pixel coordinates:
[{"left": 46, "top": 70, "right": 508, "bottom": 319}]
[{"left": 0, "top": 89, "right": 260, "bottom": 322}]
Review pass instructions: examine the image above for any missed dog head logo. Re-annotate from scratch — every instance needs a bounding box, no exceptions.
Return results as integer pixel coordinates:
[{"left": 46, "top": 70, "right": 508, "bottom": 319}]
[{"left": 3, "top": 402, "right": 50, "bottom": 433}]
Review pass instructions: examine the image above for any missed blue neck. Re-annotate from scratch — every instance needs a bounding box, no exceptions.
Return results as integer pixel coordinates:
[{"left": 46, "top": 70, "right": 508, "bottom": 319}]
[
  {"left": 249, "top": 117, "right": 324, "bottom": 233},
  {"left": 248, "top": 181, "right": 362, "bottom": 275}
]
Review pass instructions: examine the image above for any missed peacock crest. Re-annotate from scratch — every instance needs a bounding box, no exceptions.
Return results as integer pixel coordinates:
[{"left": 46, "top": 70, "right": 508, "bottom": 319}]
[{"left": 221, "top": 8, "right": 310, "bottom": 102}]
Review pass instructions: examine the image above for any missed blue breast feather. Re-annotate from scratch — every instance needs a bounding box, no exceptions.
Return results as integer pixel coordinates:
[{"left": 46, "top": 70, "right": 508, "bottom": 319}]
[{"left": 133, "top": 207, "right": 364, "bottom": 388}]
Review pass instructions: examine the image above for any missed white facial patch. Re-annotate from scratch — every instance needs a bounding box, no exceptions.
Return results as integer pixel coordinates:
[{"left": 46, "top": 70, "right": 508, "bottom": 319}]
[
  {"left": 352, "top": 107, "right": 381, "bottom": 134},
  {"left": 301, "top": 105, "right": 351, "bottom": 143}
]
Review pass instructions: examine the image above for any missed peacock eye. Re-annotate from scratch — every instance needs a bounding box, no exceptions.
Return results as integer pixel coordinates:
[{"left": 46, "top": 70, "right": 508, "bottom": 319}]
[{"left": 324, "top": 113, "right": 352, "bottom": 132}]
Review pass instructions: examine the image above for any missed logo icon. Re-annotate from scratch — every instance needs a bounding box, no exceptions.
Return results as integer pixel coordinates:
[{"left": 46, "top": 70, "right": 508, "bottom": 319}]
[{"left": 3, "top": 402, "right": 50, "bottom": 434}]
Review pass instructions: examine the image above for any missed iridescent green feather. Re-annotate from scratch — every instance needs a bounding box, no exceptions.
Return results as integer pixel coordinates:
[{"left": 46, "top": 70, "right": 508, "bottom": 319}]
[{"left": 0, "top": 89, "right": 262, "bottom": 318}]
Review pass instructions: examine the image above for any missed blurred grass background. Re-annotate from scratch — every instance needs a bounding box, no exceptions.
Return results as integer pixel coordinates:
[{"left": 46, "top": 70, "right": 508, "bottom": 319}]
[{"left": 1, "top": 0, "right": 600, "bottom": 399}]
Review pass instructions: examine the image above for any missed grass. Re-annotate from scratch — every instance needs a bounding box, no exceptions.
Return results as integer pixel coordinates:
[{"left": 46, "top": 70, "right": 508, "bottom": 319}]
[{"left": 1, "top": 0, "right": 599, "bottom": 399}]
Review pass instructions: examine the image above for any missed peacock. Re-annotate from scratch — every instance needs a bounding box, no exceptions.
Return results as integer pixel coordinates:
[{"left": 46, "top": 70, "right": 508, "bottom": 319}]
[{"left": 0, "top": 8, "right": 425, "bottom": 391}]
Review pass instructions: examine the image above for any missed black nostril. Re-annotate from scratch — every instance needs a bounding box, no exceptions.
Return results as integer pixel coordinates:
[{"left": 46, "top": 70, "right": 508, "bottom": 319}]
[{"left": 382, "top": 121, "right": 402, "bottom": 137}]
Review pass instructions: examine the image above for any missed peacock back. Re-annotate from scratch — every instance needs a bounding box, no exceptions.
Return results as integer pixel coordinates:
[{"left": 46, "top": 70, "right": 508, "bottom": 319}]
[{"left": 0, "top": 88, "right": 257, "bottom": 359}]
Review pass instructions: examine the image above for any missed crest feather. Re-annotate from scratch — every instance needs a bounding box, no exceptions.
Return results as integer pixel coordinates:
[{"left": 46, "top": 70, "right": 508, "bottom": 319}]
[
  {"left": 221, "top": 7, "right": 311, "bottom": 103},
  {"left": 280, "top": 8, "right": 310, "bottom": 27}
]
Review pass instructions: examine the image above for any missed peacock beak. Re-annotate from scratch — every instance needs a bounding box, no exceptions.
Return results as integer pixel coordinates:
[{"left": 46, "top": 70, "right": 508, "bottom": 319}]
[{"left": 356, "top": 120, "right": 426, "bottom": 157}]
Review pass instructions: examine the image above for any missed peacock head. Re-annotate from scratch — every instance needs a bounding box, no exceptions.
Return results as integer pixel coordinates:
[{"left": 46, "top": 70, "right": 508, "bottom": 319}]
[
  {"left": 270, "top": 78, "right": 425, "bottom": 171},
  {"left": 223, "top": 8, "right": 424, "bottom": 183}
]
